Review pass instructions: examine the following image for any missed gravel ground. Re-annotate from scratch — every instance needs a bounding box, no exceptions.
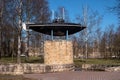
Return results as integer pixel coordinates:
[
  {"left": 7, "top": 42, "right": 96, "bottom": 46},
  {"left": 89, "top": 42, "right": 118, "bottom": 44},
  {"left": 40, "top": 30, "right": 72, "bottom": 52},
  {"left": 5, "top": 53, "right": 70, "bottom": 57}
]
[{"left": 24, "top": 71, "right": 120, "bottom": 80}]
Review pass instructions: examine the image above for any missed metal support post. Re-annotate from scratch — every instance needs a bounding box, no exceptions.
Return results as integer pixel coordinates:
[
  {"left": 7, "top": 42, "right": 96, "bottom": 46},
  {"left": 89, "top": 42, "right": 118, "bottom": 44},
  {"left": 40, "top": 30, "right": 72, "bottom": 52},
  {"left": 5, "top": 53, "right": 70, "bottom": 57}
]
[
  {"left": 66, "top": 30, "right": 68, "bottom": 40},
  {"left": 51, "top": 30, "right": 53, "bottom": 40}
]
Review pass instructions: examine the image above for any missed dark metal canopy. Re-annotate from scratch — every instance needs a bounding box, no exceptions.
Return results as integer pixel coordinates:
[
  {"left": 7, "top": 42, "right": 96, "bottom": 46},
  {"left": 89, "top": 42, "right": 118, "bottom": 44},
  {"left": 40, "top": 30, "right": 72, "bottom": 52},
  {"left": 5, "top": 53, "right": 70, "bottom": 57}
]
[{"left": 27, "top": 23, "right": 86, "bottom": 36}]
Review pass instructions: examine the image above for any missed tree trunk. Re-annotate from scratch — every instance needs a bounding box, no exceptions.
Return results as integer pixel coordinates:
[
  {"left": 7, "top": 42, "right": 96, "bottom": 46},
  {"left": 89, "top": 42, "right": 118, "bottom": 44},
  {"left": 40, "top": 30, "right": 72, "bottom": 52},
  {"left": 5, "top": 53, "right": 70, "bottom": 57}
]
[
  {"left": 17, "top": 0, "right": 22, "bottom": 63},
  {"left": 17, "top": 35, "right": 21, "bottom": 63},
  {"left": 0, "top": 0, "right": 4, "bottom": 59}
]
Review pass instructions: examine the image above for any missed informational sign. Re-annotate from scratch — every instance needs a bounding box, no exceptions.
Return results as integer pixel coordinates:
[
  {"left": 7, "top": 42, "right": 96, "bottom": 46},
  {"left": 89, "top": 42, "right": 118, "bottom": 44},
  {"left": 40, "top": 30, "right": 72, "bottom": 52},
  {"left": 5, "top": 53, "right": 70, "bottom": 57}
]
[{"left": 22, "top": 22, "right": 26, "bottom": 30}]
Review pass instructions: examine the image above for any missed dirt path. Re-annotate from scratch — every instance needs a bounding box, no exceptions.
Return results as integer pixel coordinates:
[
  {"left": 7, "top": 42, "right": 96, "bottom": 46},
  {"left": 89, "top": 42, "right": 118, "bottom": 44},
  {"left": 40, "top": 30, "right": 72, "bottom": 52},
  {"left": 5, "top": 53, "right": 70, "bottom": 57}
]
[{"left": 24, "top": 71, "right": 120, "bottom": 80}]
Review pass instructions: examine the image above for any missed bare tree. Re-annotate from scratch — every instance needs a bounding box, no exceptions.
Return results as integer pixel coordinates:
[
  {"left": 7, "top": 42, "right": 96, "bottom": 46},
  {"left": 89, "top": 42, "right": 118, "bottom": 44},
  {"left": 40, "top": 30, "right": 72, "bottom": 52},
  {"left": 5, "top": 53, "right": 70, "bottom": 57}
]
[
  {"left": 14, "top": 0, "right": 23, "bottom": 63},
  {"left": 75, "top": 6, "right": 102, "bottom": 59},
  {"left": 109, "top": 0, "right": 120, "bottom": 25},
  {"left": 113, "top": 26, "right": 120, "bottom": 59},
  {"left": 99, "top": 25, "right": 117, "bottom": 59},
  {"left": 0, "top": 0, "right": 4, "bottom": 59}
]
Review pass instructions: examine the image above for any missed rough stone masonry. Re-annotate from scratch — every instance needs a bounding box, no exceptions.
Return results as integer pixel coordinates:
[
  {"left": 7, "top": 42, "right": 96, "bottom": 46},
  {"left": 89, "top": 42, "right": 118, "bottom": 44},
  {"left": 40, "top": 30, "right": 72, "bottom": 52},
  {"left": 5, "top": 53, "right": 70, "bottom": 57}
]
[{"left": 44, "top": 40, "right": 73, "bottom": 65}]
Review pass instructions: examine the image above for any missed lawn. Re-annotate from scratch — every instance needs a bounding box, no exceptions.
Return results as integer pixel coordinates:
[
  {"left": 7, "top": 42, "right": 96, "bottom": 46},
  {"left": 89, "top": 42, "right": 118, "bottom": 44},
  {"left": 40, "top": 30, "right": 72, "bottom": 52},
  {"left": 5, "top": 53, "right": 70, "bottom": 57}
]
[
  {"left": 0, "top": 57, "right": 120, "bottom": 66},
  {"left": 0, "top": 56, "right": 44, "bottom": 64},
  {"left": 74, "top": 58, "right": 120, "bottom": 67}
]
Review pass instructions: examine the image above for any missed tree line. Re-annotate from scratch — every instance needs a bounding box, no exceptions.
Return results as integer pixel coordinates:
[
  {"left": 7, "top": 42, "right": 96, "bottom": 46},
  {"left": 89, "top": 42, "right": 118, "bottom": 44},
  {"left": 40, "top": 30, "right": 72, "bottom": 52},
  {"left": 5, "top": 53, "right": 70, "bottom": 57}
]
[
  {"left": 73, "top": 24, "right": 120, "bottom": 59},
  {"left": 0, "top": 0, "right": 51, "bottom": 62},
  {"left": 72, "top": 0, "right": 120, "bottom": 59}
]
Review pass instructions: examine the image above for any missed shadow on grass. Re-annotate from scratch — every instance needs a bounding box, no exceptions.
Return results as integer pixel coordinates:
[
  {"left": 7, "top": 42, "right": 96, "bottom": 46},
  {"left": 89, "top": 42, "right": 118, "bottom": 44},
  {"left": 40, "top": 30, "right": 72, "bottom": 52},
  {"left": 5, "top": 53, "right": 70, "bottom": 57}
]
[{"left": 26, "top": 58, "right": 44, "bottom": 63}]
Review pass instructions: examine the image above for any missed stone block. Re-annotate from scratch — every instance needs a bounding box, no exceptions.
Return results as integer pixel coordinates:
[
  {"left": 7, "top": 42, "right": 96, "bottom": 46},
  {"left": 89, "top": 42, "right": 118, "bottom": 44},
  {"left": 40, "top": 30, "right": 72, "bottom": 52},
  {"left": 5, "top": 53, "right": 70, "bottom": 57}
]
[{"left": 44, "top": 40, "right": 73, "bottom": 65}]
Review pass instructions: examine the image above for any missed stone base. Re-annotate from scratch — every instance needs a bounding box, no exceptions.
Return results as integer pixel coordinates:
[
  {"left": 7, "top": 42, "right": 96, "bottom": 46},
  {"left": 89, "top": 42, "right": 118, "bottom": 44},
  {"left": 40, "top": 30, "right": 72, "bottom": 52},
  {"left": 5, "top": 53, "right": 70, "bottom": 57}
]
[
  {"left": 0, "top": 63, "right": 74, "bottom": 75},
  {"left": 105, "top": 66, "right": 120, "bottom": 72}
]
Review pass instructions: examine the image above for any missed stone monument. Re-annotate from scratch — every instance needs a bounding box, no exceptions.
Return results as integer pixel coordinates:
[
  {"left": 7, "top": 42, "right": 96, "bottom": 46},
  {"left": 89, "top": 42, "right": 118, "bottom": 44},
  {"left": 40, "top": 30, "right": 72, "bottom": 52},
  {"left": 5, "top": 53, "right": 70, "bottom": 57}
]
[{"left": 27, "top": 19, "right": 85, "bottom": 72}]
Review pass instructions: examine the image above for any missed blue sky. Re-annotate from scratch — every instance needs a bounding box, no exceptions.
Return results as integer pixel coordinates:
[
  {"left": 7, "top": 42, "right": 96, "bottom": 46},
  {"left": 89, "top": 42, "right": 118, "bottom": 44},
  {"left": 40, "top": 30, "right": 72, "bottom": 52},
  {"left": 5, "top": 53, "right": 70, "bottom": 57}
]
[{"left": 48, "top": 0, "right": 118, "bottom": 30}]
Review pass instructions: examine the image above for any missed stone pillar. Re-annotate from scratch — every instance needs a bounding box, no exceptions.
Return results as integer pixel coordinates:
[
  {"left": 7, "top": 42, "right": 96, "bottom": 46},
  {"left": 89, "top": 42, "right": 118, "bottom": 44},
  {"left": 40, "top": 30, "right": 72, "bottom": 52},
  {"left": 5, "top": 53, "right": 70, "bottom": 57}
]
[{"left": 44, "top": 40, "right": 73, "bottom": 65}]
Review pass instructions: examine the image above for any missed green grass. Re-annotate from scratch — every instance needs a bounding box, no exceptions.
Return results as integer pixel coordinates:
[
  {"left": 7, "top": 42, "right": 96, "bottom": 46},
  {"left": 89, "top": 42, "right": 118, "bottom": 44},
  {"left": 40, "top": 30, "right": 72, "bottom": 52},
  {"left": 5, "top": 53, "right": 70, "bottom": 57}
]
[
  {"left": 26, "top": 56, "right": 44, "bottom": 63},
  {"left": 74, "top": 58, "right": 120, "bottom": 66},
  {"left": 0, "top": 56, "right": 120, "bottom": 66},
  {"left": 0, "top": 56, "right": 44, "bottom": 64}
]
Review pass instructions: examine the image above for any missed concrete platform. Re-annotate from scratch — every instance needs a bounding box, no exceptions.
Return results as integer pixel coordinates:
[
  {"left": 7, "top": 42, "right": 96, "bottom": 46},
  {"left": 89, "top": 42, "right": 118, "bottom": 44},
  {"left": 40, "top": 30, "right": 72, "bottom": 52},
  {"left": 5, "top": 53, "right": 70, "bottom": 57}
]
[{"left": 24, "top": 71, "right": 120, "bottom": 80}]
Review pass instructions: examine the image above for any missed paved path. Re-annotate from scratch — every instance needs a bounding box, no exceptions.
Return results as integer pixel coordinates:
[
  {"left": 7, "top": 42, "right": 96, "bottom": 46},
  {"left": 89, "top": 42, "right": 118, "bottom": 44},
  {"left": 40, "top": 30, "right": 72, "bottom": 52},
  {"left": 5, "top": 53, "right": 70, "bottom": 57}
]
[{"left": 24, "top": 71, "right": 120, "bottom": 80}]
